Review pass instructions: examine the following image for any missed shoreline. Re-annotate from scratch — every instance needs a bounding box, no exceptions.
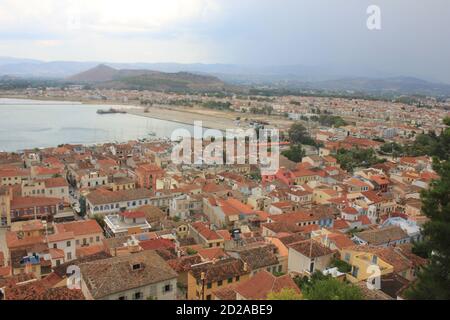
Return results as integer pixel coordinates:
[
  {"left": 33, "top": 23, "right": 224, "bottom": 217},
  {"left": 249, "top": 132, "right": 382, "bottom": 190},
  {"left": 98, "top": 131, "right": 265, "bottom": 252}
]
[{"left": 0, "top": 94, "right": 294, "bottom": 132}]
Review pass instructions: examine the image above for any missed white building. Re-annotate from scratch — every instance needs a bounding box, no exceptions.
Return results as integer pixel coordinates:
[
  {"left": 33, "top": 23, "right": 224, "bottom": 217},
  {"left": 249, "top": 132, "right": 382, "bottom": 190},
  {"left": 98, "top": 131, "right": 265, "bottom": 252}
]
[{"left": 104, "top": 211, "right": 152, "bottom": 237}]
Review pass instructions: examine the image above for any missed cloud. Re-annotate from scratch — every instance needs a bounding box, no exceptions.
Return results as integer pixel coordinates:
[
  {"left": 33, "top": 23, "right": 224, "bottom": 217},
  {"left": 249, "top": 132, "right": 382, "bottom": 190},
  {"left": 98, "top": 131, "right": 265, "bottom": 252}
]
[{"left": 0, "top": 0, "right": 449, "bottom": 82}]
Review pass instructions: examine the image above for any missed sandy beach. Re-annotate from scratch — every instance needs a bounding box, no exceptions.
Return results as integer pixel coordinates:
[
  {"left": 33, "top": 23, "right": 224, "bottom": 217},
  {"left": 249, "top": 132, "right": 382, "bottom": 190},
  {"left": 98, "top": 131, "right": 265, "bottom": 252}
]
[
  {"left": 0, "top": 94, "right": 294, "bottom": 131},
  {"left": 127, "top": 106, "right": 294, "bottom": 132}
]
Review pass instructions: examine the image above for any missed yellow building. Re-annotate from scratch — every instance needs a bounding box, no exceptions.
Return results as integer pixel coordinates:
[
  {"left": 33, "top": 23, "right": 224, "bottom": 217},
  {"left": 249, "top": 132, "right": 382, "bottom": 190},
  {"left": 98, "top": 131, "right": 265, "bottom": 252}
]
[
  {"left": 0, "top": 186, "right": 12, "bottom": 226},
  {"left": 187, "top": 258, "right": 250, "bottom": 300},
  {"left": 340, "top": 247, "right": 394, "bottom": 283}
]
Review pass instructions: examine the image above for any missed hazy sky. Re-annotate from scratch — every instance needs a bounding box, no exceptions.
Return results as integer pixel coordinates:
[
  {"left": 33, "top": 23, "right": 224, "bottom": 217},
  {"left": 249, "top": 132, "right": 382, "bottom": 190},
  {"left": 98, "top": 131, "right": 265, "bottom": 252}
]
[{"left": 0, "top": 0, "right": 449, "bottom": 82}]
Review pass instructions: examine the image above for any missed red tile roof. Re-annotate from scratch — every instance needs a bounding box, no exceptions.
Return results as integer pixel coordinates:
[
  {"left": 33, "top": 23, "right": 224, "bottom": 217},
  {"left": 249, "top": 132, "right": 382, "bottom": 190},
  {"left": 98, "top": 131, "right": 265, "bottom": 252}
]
[
  {"left": 233, "top": 270, "right": 301, "bottom": 299},
  {"left": 120, "top": 211, "right": 146, "bottom": 219},
  {"left": 190, "top": 221, "right": 222, "bottom": 241},
  {"left": 139, "top": 238, "right": 175, "bottom": 251},
  {"left": 56, "top": 220, "right": 103, "bottom": 237}
]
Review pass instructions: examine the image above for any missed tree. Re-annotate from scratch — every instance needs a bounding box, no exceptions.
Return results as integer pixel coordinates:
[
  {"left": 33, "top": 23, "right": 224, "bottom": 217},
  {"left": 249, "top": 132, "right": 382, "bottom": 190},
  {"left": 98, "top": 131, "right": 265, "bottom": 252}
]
[
  {"left": 267, "top": 288, "right": 303, "bottom": 300},
  {"left": 405, "top": 117, "right": 450, "bottom": 299},
  {"left": 288, "top": 122, "right": 316, "bottom": 146},
  {"left": 78, "top": 196, "right": 87, "bottom": 217},
  {"left": 294, "top": 272, "right": 363, "bottom": 300},
  {"left": 92, "top": 214, "right": 106, "bottom": 230},
  {"left": 281, "top": 144, "right": 305, "bottom": 163},
  {"left": 329, "top": 258, "right": 352, "bottom": 273},
  {"left": 303, "top": 277, "right": 363, "bottom": 300},
  {"left": 335, "top": 147, "right": 385, "bottom": 172}
]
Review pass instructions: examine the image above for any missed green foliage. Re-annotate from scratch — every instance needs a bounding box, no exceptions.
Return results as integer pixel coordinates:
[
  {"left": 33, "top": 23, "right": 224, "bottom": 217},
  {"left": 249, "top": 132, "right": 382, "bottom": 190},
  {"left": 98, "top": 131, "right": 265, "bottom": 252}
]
[
  {"left": 92, "top": 213, "right": 106, "bottom": 230},
  {"left": 202, "top": 101, "right": 232, "bottom": 110},
  {"left": 380, "top": 142, "right": 404, "bottom": 157},
  {"left": 78, "top": 196, "right": 87, "bottom": 217},
  {"left": 309, "top": 114, "right": 348, "bottom": 127},
  {"left": 298, "top": 273, "right": 363, "bottom": 300},
  {"left": 249, "top": 170, "right": 262, "bottom": 181},
  {"left": 329, "top": 258, "right": 352, "bottom": 273},
  {"left": 281, "top": 144, "right": 305, "bottom": 163},
  {"left": 186, "top": 247, "right": 198, "bottom": 255},
  {"left": 249, "top": 105, "right": 273, "bottom": 115},
  {"left": 405, "top": 118, "right": 450, "bottom": 299},
  {"left": 267, "top": 288, "right": 303, "bottom": 300},
  {"left": 335, "top": 147, "right": 385, "bottom": 172},
  {"left": 288, "top": 122, "right": 317, "bottom": 146}
]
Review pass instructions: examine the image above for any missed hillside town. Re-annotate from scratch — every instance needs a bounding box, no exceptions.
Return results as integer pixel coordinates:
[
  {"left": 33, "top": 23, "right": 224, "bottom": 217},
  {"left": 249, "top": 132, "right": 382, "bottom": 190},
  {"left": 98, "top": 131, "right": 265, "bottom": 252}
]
[{"left": 0, "top": 92, "right": 447, "bottom": 301}]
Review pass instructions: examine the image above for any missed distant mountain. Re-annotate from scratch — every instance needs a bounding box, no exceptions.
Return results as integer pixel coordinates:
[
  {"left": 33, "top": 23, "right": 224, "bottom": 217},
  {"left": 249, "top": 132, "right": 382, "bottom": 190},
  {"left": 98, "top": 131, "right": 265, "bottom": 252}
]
[
  {"left": 67, "top": 64, "right": 228, "bottom": 92},
  {"left": 1, "top": 57, "right": 450, "bottom": 96},
  {"left": 298, "top": 77, "right": 450, "bottom": 96},
  {"left": 67, "top": 64, "right": 119, "bottom": 82}
]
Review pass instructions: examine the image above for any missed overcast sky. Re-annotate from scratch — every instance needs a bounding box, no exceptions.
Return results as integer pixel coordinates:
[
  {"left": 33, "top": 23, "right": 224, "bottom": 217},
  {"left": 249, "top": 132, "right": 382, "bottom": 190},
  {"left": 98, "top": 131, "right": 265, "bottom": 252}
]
[{"left": 0, "top": 0, "right": 449, "bottom": 82}]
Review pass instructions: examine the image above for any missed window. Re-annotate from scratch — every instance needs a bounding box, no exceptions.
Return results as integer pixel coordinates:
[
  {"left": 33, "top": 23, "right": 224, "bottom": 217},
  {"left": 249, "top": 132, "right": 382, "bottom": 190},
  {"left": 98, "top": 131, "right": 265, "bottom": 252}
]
[
  {"left": 217, "top": 280, "right": 223, "bottom": 287},
  {"left": 227, "top": 278, "right": 233, "bottom": 284},
  {"left": 164, "top": 284, "right": 173, "bottom": 293},
  {"left": 53, "top": 243, "right": 57, "bottom": 249},
  {"left": 372, "top": 255, "right": 378, "bottom": 264},
  {"left": 67, "top": 252, "right": 72, "bottom": 260},
  {"left": 133, "top": 292, "right": 143, "bottom": 300},
  {"left": 66, "top": 241, "right": 71, "bottom": 247},
  {"left": 309, "top": 261, "right": 315, "bottom": 273},
  {"left": 118, "top": 296, "right": 126, "bottom": 300},
  {"left": 235, "top": 276, "right": 240, "bottom": 282},
  {"left": 206, "top": 283, "right": 212, "bottom": 289},
  {"left": 132, "top": 263, "right": 142, "bottom": 270},
  {"left": 352, "top": 266, "right": 359, "bottom": 278},
  {"left": 96, "top": 236, "right": 100, "bottom": 242}
]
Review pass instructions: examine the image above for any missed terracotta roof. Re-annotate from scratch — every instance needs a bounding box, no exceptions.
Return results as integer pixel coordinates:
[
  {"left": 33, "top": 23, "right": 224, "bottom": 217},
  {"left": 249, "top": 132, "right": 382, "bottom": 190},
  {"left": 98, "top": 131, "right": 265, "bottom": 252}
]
[
  {"left": 327, "top": 234, "right": 355, "bottom": 249},
  {"left": 355, "top": 226, "right": 408, "bottom": 245},
  {"left": 139, "top": 238, "right": 175, "bottom": 251},
  {"left": 49, "top": 248, "right": 65, "bottom": 259},
  {"left": 332, "top": 219, "right": 350, "bottom": 230},
  {"left": 216, "top": 229, "right": 232, "bottom": 241},
  {"left": 121, "top": 211, "right": 146, "bottom": 219},
  {"left": 213, "top": 284, "right": 238, "bottom": 300},
  {"left": 55, "top": 220, "right": 103, "bottom": 237},
  {"left": 262, "top": 222, "right": 304, "bottom": 234},
  {"left": 11, "top": 196, "right": 62, "bottom": 209},
  {"left": 269, "top": 211, "right": 317, "bottom": 224},
  {"left": 5, "top": 280, "right": 85, "bottom": 300},
  {"left": 190, "top": 258, "right": 249, "bottom": 283},
  {"left": 43, "top": 177, "right": 69, "bottom": 188},
  {"left": 190, "top": 222, "right": 222, "bottom": 241},
  {"left": 47, "top": 231, "right": 74, "bottom": 243},
  {"left": 167, "top": 254, "right": 202, "bottom": 273},
  {"left": 234, "top": 270, "right": 301, "bottom": 300},
  {"left": 236, "top": 245, "right": 279, "bottom": 270},
  {"left": 197, "top": 247, "right": 228, "bottom": 261},
  {"left": 76, "top": 244, "right": 106, "bottom": 258},
  {"left": 289, "top": 239, "right": 334, "bottom": 258},
  {"left": 6, "top": 232, "right": 46, "bottom": 250},
  {"left": 79, "top": 250, "right": 177, "bottom": 299}
]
